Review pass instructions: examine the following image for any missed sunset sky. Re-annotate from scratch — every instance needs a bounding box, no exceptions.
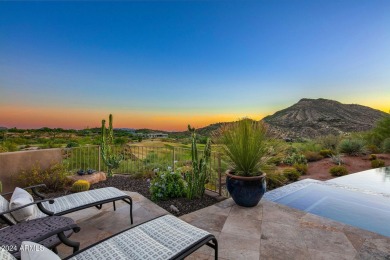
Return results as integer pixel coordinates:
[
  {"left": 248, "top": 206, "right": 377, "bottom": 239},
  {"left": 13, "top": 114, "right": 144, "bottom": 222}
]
[{"left": 1, "top": 1, "right": 389, "bottom": 131}]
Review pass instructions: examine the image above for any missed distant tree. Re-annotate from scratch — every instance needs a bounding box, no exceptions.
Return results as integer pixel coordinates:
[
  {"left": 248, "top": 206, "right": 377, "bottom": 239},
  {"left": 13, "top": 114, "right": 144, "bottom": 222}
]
[{"left": 366, "top": 114, "right": 390, "bottom": 146}]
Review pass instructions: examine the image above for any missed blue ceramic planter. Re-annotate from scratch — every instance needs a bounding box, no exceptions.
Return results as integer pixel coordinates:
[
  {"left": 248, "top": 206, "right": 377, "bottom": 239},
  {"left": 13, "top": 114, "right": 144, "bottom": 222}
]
[{"left": 226, "top": 171, "right": 267, "bottom": 207}]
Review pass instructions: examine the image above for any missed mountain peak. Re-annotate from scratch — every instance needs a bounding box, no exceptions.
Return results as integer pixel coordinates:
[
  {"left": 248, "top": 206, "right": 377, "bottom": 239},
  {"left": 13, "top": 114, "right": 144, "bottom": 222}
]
[{"left": 263, "top": 98, "right": 387, "bottom": 138}]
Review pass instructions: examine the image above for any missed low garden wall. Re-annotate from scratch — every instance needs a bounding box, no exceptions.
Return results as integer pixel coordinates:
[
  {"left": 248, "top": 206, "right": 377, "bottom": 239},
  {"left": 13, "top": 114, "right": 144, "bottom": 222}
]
[{"left": 0, "top": 149, "right": 63, "bottom": 193}]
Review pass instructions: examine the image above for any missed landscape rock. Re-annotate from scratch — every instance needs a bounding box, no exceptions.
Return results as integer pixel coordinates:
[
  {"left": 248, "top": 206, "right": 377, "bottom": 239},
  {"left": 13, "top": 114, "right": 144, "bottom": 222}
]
[
  {"left": 68, "top": 171, "right": 107, "bottom": 185},
  {"left": 169, "top": 205, "right": 180, "bottom": 213}
]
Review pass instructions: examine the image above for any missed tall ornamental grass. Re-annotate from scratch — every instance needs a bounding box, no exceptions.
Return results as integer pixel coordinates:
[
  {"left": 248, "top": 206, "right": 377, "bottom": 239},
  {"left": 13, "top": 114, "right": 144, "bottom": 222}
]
[{"left": 216, "top": 119, "right": 269, "bottom": 177}]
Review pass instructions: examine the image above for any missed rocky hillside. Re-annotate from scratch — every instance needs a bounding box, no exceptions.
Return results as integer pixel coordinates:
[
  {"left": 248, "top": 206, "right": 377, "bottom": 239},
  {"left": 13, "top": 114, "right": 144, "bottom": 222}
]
[{"left": 263, "top": 98, "right": 388, "bottom": 139}]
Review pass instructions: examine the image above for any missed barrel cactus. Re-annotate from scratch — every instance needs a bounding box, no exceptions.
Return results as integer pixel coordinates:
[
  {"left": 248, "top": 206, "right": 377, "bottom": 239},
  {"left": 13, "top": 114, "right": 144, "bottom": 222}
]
[{"left": 71, "top": 180, "right": 90, "bottom": 193}]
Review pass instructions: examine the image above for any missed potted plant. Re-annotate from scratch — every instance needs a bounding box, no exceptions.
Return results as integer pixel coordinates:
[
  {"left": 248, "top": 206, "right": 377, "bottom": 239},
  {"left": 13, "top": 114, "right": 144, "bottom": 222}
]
[{"left": 216, "top": 118, "right": 269, "bottom": 207}]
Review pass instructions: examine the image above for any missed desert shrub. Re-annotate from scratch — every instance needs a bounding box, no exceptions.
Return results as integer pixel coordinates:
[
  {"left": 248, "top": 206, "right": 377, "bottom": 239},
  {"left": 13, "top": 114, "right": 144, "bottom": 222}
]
[
  {"left": 382, "top": 138, "right": 390, "bottom": 153},
  {"left": 296, "top": 141, "right": 322, "bottom": 153},
  {"left": 317, "top": 134, "right": 341, "bottom": 151},
  {"left": 15, "top": 162, "right": 73, "bottom": 192},
  {"left": 371, "top": 159, "right": 385, "bottom": 168},
  {"left": 0, "top": 144, "right": 7, "bottom": 153},
  {"left": 329, "top": 166, "right": 348, "bottom": 176},
  {"left": 366, "top": 144, "right": 381, "bottom": 154},
  {"left": 283, "top": 168, "right": 301, "bottom": 181},
  {"left": 319, "top": 149, "right": 333, "bottom": 158},
  {"left": 330, "top": 154, "right": 344, "bottom": 165},
  {"left": 283, "top": 153, "right": 307, "bottom": 166},
  {"left": 368, "top": 154, "right": 377, "bottom": 161},
  {"left": 266, "top": 172, "right": 287, "bottom": 190},
  {"left": 71, "top": 180, "right": 90, "bottom": 192},
  {"left": 303, "top": 151, "right": 323, "bottom": 162},
  {"left": 369, "top": 115, "right": 390, "bottom": 146},
  {"left": 1, "top": 141, "right": 18, "bottom": 152},
  {"left": 338, "top": 139, "right": 366, "bottom": 156},
  {"left": 267, "top": 156, "right": 283, "bottom": 166},
  {"left": 150, "top": 170, "right": 186, "bottom": 201},
  {"left": 293, "top": 163, "right": 308, "bottom": 175}
]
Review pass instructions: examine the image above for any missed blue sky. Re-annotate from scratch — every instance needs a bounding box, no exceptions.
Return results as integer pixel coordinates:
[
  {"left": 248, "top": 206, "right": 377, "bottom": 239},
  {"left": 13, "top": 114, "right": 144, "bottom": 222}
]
[{"left": 1, "top": 0, "right": 389, "bottom": 130}]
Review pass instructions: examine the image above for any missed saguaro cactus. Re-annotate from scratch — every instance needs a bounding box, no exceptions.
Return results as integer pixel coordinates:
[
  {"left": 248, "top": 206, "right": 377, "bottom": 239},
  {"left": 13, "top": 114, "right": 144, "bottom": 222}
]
[
  {"left": 101, "top": 114, "right": 123, "bottom": 177},
  {"left": 186, "top": 125, "right": 211, "bottom": 199}
]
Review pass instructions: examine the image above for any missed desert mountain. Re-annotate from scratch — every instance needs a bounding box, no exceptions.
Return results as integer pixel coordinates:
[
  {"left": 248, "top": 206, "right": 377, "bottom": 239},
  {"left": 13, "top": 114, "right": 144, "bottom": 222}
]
[{"left": 263, "top": 98, "right": 388, "bottom": 139}]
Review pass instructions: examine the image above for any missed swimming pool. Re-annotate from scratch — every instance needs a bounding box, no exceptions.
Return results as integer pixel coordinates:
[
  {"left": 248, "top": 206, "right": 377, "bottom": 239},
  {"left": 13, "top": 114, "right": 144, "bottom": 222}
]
[{"left": 264, "top": 167, "right": 390, "bottom": 237}]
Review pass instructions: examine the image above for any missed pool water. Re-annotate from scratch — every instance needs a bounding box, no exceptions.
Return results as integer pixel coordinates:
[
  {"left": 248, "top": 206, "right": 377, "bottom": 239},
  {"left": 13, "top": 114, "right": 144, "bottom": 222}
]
[
  {"left": 328, "top": 167, "right": 390, "bottom": 195},
  {"left": 265, "top": 167, "right": 390, "bottom": 237}
]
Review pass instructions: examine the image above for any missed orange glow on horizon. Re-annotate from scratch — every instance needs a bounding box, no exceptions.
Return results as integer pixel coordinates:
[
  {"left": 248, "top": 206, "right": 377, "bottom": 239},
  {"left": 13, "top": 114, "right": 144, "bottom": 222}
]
[
  {"left": 1, "top": 102, "right": 388, "bottom": 131},
  {"left": 0, "top": 105, "right": 266, "bottom": 131}
]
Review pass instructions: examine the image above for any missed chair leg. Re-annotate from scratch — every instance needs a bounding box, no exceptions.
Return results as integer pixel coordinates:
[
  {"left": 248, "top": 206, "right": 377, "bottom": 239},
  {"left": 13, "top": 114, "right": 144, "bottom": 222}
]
[
  {"left": 206, "top": 238, "right": 218, "bottom": 260},
  {"left": 113, "top": 201, "right": 116, "bottom": 211},
  {"left": 58, "top": 232, "right": 80, "bottom": 253},
  {"left": 95, "top": 204, "right": 103, "bottom": 210},
  {"left": 130, "top": 200, "right": 133, "bottom": 224},
  {"left": 212, "top": 238, "right": 218, "bottom": 260}
]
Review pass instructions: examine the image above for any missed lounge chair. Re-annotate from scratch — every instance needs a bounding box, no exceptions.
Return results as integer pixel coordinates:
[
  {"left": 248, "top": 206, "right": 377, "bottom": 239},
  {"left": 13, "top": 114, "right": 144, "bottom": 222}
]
[
  {"left": 0, "top": 184, "right": 133, "bottom": 226},
  {"left": 0, "top": 198, "right": 81, "bottom": 259},
  {"left": 0, "top": 215, "right": 218, "bottom": 260}
]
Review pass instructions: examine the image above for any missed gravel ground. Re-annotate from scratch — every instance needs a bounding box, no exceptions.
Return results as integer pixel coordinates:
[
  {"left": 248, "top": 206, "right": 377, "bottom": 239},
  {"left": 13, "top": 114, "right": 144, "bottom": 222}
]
[
  {"left": 91, "top": 175, "right": 220, "bottom": 216},
  {"left": 40, "top": 175, "right": 221, "bottom": 217}
]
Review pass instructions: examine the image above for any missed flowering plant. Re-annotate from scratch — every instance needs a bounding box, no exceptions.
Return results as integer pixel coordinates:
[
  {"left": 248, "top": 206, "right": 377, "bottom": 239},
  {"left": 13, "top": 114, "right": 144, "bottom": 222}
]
[{"left": 150, "top": 168, "right": 186, "bottom": 201}]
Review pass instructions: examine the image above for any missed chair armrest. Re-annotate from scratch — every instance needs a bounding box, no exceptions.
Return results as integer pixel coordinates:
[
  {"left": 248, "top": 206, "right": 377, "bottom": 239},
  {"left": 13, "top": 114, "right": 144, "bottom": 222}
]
[
  {"left": 24, "top": 184, "right": 47, "bottom": 199},
  {"left": 0, "top": 184, "right": 47, "bottom": 199},
  {"left": 31, "top": 223, "right": 81, "bottom": 243},
  {"left": 0, "top": 199, "right": 55, "bottom": 216}
]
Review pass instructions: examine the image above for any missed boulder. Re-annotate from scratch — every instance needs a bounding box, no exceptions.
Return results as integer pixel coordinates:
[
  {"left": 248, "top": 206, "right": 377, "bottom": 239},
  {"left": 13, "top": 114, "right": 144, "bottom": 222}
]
[{"left": 68, "top": 171, "right": 106, "bottom": 185}]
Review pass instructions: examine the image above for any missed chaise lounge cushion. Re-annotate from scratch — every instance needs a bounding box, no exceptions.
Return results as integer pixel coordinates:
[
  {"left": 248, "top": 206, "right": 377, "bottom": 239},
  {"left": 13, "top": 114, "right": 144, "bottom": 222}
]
[
  {"left": 35, "top": 187, "right": 129, "bottom": 218},
  {"left": 0, "top": 196, "right": 17, "bottom": 224},
  {"left": 0, "top": 247, "right": 16, "bottom": 260},
  {"left": 9, "top": 188, "right": 36, "bottom": 222},
  {"left": 20, "top": 241, "right": 61, "bottom": 260},
  {"left": 67, "top": 215, "right": 211, "bottom": 260}
]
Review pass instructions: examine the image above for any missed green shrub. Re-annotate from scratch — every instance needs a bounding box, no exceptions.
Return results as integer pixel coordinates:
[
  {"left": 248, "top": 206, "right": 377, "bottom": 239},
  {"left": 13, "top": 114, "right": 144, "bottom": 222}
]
[
  {"left": 66, "top": 141, "right": 79, "bottom": 148},
  {"left": 303, "top": 151, "right": 323, "bottom": 162},
  {"left": 329, "top": 166, "right": 348, "bottom": 176},
  {"left": 319, "top": 149, "right": 333, "bottom": 158},
  {"left": 368, "top": 154, "right": 377, "bottom": 161},
  {"left": 283, "top": 153, "right": 307, "bottom": 166},
  {"left": 293, "top": 163, "right": 308, "bottom": 175},
  {"left": 1, "top": 141, "right": 18, "bottom": 152},
  {"left": 71, "top": 180, "right": 90, "bottom": 192},
  {"left": 15, "top": 162, "right": 73, "bottom": 192},
  {"left": 283, "top": 168, "right": 301, "bottom": 181},
  {"left": 267, "top": 156, "right": 283, "bottom": 166},
  {"left": 370, "top": 116, "right": 390, "bottom": 146},
  {"left": 338, "top": 139, "right": 366, "bottom": 156},
  {"left": 317, "top": 134, "right": 341, "bottom": 151},
  {"left": 150, "top": 170, "right": 186, "bottom": 201},
  {"left": 382, "top": 138, "right": 390, "bottom": 153},
  {"left": 266, "top": 172, "right": 287, "bottom": 190},
  {"left": 371, "top": 159, "right": 385, "bottom": 168}
]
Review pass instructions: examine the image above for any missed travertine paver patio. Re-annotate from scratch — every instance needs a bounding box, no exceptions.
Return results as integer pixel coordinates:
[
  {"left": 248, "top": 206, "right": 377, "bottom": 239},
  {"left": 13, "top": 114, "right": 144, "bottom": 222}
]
[{"left": 57, "top": 191, "right": 390, "bottom": 259}]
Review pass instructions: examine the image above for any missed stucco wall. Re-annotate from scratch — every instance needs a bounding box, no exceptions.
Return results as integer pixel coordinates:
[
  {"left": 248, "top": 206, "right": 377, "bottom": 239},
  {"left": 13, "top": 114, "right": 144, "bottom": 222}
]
[{"left": 0, "top": 149, "right": 63, "bottom": 193}]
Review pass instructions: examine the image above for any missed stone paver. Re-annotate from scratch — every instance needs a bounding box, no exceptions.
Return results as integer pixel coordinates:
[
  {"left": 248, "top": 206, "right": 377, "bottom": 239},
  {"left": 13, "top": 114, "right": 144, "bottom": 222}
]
[{"left": 56, "top": 192, "right": 390, "bottom": 259}]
